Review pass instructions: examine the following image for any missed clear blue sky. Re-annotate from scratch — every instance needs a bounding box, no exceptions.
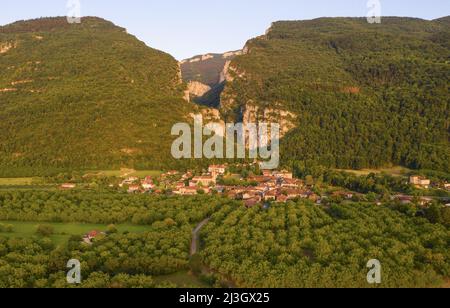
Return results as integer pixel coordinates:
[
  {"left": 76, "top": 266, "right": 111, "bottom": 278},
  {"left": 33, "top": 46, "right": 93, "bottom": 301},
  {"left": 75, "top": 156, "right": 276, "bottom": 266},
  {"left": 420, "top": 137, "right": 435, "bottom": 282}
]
[{"left": 2, "top": 0, "right": 449, "bottom": 60}]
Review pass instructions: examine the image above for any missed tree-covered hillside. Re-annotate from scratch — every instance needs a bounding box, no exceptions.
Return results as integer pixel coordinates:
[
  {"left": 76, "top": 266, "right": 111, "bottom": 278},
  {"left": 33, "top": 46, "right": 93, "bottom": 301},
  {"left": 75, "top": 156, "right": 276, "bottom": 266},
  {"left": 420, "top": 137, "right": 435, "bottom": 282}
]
[
  {"left": 222, "top": 17, "right": 450, "bottom": 172},
  {"left": 0, "top": 17, "right": 198, "bottom": 174}
]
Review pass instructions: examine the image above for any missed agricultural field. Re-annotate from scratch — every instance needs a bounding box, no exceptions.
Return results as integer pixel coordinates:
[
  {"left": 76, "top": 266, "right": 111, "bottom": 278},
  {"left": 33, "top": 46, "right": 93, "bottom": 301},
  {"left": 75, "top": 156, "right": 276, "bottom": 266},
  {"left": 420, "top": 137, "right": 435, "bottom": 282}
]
[
  {"left": 83, "top": 169, "right": 162, "bottom": 178},
  {"left": 0, "top": 178, "right": 38, "bottom": 186},
  {"left": 334, "top": 166, "right": 411, "bottom": 177}
]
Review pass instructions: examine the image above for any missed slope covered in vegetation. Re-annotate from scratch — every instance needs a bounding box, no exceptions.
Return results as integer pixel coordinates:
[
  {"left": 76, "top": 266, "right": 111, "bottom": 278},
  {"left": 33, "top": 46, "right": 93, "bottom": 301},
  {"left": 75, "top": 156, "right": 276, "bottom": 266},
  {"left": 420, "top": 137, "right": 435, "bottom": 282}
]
[
  {"left": 221, "top": 17, "right": 450, "bottom": 172},
  {"left": 0, "top": 17, "right": 197, "bottom": 175}
]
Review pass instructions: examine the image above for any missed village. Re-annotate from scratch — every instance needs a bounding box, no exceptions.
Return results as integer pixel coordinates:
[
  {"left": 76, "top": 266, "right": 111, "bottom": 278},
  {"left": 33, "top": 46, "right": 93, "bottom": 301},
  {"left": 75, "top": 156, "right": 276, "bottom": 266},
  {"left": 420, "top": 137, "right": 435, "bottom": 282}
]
[
  {"left": 61, "top": 165, "right": 449, "bottom": 209},
  {"left": 115, "top": 165, "right": 317, "bottom": 208}
]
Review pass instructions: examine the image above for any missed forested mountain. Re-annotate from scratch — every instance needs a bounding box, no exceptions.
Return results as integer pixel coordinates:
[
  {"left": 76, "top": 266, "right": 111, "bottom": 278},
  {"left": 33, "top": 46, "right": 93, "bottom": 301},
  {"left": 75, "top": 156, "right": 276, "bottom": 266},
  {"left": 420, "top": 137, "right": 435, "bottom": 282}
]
[
  {"left": 221, "top": 17, "right": 450, "bottom": 172},
  {"left": 1, "top": 16, "right": 449, "bottom": 175},
  {"left": 0, "top": 17, "right": 199, "bottom": 175}
]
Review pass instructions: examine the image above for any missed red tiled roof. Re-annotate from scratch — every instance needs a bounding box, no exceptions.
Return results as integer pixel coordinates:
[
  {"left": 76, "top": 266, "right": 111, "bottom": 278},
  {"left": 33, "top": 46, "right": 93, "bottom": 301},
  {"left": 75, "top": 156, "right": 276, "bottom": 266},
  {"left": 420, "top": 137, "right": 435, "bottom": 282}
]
[{"left": 88, "top": 230, "right": 100, "bottom": 238}]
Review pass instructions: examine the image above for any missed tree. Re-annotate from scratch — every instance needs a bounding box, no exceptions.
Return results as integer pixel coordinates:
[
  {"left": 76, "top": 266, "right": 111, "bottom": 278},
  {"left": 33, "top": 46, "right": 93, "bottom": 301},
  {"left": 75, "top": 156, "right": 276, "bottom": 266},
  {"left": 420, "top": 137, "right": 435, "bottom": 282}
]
[
  {"left": 441, "top": 207, "right": 450, "bottom": 227},
  {"left": 305, "top": 175, "right": 314, "bottom": 186},
  {"left": 36, "top": 225, "right": 54, "bottom": 237},
  {"left": 425, "top": 204, "right": 443, "bottom": 224},
  {"left": 107, "top": 224, "right": 118, "bottom": 234}
]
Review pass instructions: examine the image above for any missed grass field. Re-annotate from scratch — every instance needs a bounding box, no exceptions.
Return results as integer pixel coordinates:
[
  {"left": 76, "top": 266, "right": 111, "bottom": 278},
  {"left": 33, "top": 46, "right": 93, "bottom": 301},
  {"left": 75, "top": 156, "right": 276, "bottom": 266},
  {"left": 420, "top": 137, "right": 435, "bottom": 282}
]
[
  {"left": 0, "top": 169, "right": 162, "bottom": 187},
  {"left": 335, "top": 166, "right": 411, "bottom": 177},
  {"left": 0, "top": 221, "right": 152, "bottom": 245},
  {"left": 84, "top": 169, "right": 162, "bottom": 178},
  {"left": 0, "top": 178, "right": 37, "bottom": 185}
]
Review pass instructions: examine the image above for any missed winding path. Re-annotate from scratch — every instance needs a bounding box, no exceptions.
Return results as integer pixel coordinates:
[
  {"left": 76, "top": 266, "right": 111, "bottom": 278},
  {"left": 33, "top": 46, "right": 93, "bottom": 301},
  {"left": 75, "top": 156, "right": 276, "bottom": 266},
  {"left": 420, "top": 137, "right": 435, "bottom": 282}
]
[{"left": 190, "top": 218, "right": 210, "bottom": 256}]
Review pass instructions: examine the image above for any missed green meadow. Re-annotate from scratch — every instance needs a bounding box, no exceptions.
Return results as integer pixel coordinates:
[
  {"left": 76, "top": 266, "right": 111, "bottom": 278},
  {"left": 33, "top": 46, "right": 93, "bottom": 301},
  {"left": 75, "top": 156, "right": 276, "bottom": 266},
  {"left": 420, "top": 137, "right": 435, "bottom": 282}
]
[
  {"left": 334, "top": 166, "right": 411, "bottom": 177},
  {"left": 0, "top": 221, "right": 152, "bottom": 245}
]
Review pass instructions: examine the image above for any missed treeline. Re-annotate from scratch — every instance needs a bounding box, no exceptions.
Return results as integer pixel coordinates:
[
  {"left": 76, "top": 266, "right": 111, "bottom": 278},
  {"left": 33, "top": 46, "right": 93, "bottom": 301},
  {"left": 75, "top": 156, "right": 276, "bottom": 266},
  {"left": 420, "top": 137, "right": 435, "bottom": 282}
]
[{"left": 0, "top": 191, "right": 227, "bottom": 224}]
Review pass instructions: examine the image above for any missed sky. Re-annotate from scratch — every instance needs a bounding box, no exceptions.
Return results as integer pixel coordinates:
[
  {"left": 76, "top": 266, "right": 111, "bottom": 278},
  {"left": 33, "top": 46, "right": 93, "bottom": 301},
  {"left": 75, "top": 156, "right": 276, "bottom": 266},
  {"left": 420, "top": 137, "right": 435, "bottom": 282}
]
[{"left": 1, "top": 0, "right": 450, "bottom": 60}]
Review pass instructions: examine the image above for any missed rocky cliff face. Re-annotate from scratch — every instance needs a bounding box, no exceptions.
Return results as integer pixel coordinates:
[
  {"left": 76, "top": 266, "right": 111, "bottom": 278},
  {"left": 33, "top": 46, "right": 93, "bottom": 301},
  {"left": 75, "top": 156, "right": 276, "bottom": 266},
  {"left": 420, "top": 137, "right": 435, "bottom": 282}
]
[
  {"left": 241, "top": 105, "right": 297, "bottom": 137},
  {"left": 187, "top": 81, "right": 211, "bottom": 97},
  {"left": 219, "top": 32, "right": 299, "bottom": 136},
  {"left": 180, "top": 50, "right": 243, "bottom": 107},
  {"left": 180, "top": 50, "right": 242, "bottom": 86}
]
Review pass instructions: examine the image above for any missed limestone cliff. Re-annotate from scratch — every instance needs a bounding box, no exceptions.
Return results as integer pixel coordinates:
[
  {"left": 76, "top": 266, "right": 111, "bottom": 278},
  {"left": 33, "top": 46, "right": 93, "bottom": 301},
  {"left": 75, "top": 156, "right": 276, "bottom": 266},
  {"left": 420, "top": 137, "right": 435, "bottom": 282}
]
[{"left": 187, "top": 81, "right": 211, "bottom": 97}]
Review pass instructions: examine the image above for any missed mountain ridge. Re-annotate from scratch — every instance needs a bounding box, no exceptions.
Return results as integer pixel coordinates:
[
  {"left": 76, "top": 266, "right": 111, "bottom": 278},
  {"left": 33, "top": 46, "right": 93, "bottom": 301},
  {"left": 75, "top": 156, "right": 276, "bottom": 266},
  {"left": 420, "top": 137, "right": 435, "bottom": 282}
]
[{"left": 0, "top": 16, "right": 202, "bottom": 175}]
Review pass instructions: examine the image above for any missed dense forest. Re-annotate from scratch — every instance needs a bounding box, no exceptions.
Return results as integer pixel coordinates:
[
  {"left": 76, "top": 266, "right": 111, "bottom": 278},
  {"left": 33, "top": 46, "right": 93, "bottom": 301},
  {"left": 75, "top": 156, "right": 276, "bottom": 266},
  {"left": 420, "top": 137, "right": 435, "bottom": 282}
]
[
  {"left": 221, "top": 17, "right": 450, "bottom": 172},
  {"left": 0, "top": 17, "right": 204, "bottom": 174},
  {"left": 199, "top": 201, "right": 450, "bottom": 288}
]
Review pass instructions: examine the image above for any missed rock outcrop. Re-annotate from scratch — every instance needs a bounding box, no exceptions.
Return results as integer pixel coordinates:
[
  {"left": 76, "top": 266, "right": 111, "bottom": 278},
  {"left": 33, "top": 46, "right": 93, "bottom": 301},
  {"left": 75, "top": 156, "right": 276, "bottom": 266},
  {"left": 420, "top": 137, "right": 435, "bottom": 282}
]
[
  {"left": 187, "top": 81, "right": 211, "bottom": 98},
  {"left": 0, "top": 42, "right": 16, "bottom": 54},
  {"left": 241, "top": 104, "right": 297, "bottom": 138}
]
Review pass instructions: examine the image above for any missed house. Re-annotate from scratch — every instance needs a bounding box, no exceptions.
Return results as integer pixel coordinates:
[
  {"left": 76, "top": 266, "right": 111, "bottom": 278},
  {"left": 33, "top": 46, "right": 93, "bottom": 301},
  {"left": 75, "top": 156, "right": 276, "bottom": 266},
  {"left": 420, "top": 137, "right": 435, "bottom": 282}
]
[
  {"left": 124, "top": 176, "right": 139, "bottom": 183},
  {"left": 266, "top": 179, "right": 278, "bottom": 188},
  {"left": 177, "top": 187, "right": 198, "bottom": 196},
  {"left": 141, "top": 177, "right": 155, "bottom": 191},
  {"left": 264, "top": 189, "right": 278, "bottom": 201},
  {"left": 120, "top": 176, "right": 139, "bottom": 187},
  {"left": 274, "top": 171, "right": 293, "bottom": 180},
  {"left": 60, "top": 183, "right": 76, "bottom": 190},
  {"left": 127, "top": 185, "right": 141, "bottom": 193},
  {"left": 181, "top": 172, "right": 193, "bottom": 180},
  {"left": 214, "top": 186, "right": 225, "bottom": 193},
  {"left": 280, "top": 178, "right": 301, "bottom": 189},
  {"left": 229, "top": 186, "right": 247, "bottom": 194},
  {"left": 333, "top": 191, "right": 354, "bottom": 200},
  {"left": 418, "top": 197, "right": 434, "bottom": 206},
  {"left": 395, "top": 195, "right": 413, "bottom": 204},
  {"left": 190, "top": 175, "right": 216, "bottom": 187},
  {"left": 208, "top": 165, "right": 226, "bottom": 176},
  {"left": 255, "top": 185, "right": 269, "bottom": 193},
  {"left": 175, "top": 182, "right": 186, "bottom": 189},
  {"left": 86, "top": 230, "right": 101, "bottom": 239},
  {"left": 142, "top": 182, "right": 155, "bottom": 191},
  {"left": 244, "top": 198, "right": 260, "bottom": 208},
  {"left": 82, "top": 230, "right": 105, "bottom": 245},
  {"left": 284, "top": 189, "right": 303, "bottom": 200},
  {"left": 276, "top": 194, "right": 289, "bottom": 203},
  {"left": 249, "top": 176, "right": 270, "bottom": 183},
  {"left": 262, "top": 170, "right": 273, "bottom": 177},
  {"left": 242, "top": 189, "right": 260, "bottom": 200},
  {"left": 410, "top": 176, "right": 431, "bottom": 189}
]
